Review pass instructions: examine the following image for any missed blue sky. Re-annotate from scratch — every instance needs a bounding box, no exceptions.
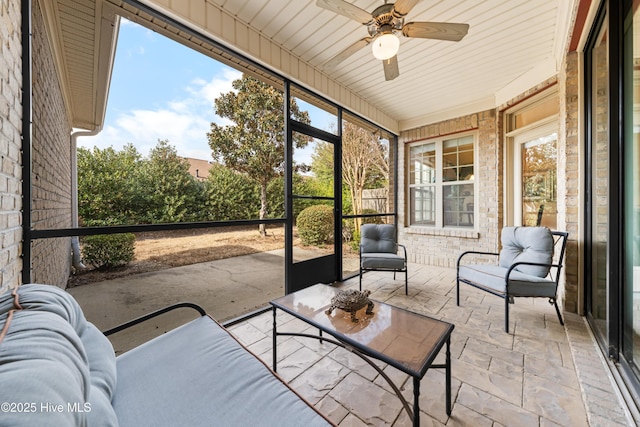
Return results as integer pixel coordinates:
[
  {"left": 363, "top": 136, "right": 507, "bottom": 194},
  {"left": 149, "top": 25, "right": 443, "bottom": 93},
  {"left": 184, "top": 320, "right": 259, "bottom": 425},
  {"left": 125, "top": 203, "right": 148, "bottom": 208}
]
[
  {"left": 78, "top": 19, "right": 242, "bottom": 160},
  {"left": 78, "top": 18, "right": 336, "bottom": 166}
]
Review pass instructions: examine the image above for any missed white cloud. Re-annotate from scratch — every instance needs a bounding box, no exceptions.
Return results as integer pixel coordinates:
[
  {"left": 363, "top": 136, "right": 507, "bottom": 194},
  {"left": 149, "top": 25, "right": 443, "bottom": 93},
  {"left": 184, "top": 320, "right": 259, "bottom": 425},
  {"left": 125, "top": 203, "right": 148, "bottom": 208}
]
[
  {"left": 191, "top": 68, "right": 242, "bottom": 105},
  {"left": 79, "top": 70, "right": 241, "bottom": 161},
  {"left": 119, "top": 18, "right": 136, "bottom": 27}
]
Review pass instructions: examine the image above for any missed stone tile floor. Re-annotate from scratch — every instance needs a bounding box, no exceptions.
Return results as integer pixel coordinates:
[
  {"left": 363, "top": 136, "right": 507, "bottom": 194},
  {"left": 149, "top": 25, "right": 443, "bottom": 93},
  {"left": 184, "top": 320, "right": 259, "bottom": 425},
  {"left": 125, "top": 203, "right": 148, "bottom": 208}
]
[{"left": 227, "top": 264, "right": 633, "bottom": 426}]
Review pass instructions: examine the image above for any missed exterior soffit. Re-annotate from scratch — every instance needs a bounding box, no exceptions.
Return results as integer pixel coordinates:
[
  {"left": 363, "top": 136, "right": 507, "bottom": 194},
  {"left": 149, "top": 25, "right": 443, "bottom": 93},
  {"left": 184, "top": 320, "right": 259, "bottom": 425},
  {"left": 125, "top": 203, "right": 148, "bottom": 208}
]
[{"left": 43, "top": 0, "right": 119, "bottom": 131}]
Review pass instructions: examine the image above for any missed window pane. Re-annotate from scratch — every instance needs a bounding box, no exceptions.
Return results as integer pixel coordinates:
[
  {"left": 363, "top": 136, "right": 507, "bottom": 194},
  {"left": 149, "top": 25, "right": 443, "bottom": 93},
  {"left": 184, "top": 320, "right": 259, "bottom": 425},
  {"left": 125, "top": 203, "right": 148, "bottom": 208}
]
[
  {"left": 458, "top": 138, "right": 474, "bottom": 151},
  {"left": 410, "top": 143, "right": 435, "bottom": 185},
  {"left": 513, "top": 97, "right": 560, "bottom": 129},
  {"left": 410, "top": 187, "right": 435, "bottom": 225},
  {"left": 443, "top": 153, "right": 458, "bottom": 166},
  {"left": 522, "top": 134, "right": 557, "bottom": 227},
  {"left": 409, "top": 135, "right": 474, "bottom": 228},
  {"left": 623, "top": 2, "right": 640, "bottom": 375},
  {"left": 443, "top": 184, "right": 474, "bottom": 227},
  {"left": 442, "top": 136, "right": 474, "bottom": 182},
  {"left": 443, "top": 166, "right": 458, "bottom": 182},
  {"left": 460, "top": 166, "right": 474, "bottom": 181},
  {"left": 590, "top": 18, "right": 609, "bottom": 340}
]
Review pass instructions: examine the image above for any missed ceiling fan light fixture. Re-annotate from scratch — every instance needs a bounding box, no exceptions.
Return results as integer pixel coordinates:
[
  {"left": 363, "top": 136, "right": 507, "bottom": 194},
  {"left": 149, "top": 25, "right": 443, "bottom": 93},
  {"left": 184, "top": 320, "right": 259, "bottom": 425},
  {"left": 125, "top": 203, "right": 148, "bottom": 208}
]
[{"left": 371, "top": 33, "right": 399, "bottom": 60}]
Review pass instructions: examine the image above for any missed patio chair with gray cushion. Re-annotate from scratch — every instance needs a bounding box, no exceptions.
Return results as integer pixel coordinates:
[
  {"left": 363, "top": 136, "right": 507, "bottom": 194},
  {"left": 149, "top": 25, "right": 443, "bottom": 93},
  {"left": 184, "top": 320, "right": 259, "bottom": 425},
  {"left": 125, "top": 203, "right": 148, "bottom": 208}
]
[
  {"left": 456, "top": 226, "right": 569, "bottom": 333},
  {"left": 359, "top": 224, "right": 408, "bottom": 295}
]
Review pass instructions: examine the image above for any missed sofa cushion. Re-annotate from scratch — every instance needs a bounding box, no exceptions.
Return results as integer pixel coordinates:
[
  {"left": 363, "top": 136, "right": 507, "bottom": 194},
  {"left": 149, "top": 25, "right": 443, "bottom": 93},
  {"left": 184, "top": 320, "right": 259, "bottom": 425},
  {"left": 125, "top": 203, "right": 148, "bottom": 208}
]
[
  {"left": 113, "top": 315, "right": 332, "bottom": 427},
  {"left": 0, "top": 284, "right": 118, "bottom": 427},
  {"left": 499, "top": 227, "right": 553, "bottom": 277},
  {"left": 81, "top": 323, "right": 118, "bottom": 426},
  {"left": 0, "top": 309, "right": 89, "bottom": 426}
]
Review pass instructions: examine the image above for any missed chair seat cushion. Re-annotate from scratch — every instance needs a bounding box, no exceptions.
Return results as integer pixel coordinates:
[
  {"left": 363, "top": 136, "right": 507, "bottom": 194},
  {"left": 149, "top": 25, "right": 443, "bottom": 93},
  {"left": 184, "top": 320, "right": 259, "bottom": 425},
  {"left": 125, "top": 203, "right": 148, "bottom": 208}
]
[
  {"left": 458, "top": 264, "right": 556, "bottom": 297},
  {"left": 361, "top": 253, "right": 405, "bottom": 270}
]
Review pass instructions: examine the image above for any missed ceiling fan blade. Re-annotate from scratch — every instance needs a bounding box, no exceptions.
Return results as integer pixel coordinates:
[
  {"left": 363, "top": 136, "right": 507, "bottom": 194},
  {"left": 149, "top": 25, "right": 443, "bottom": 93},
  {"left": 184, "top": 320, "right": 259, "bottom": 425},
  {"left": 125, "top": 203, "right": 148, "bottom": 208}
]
[
  {"left": 323, "top": 37, "right": 372, "bottom": 69},
  {"left": 382, "top": 55, "right": 399, "bottom": 81},
  {"left": 402, "top": 22, "right": 469, "bottom": 41},
  {"left": 392, "top": 0, "right": 421, "bottom": 17},
  {"left": 316, "top": 0, "right": 373, "bottom": 25}
]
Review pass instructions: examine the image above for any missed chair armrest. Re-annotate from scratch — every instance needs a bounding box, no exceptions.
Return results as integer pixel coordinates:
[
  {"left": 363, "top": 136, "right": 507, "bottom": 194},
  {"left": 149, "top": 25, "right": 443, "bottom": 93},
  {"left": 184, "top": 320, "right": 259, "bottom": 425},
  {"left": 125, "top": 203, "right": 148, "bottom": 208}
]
[
  {"left": 507, "top": 261, "right": 557, "bottom": 270},
  {"left": 102, "top": 302, "right": 206, "bottom": 336},
  {"left": 456, "top": 250, "right": 499, "bottom": 269},
  {"left": 505, "top": 261, "right": 563, "bottom": 280},
  {"left": 397, "top": 243, "right": 407, "bottom": 260}
]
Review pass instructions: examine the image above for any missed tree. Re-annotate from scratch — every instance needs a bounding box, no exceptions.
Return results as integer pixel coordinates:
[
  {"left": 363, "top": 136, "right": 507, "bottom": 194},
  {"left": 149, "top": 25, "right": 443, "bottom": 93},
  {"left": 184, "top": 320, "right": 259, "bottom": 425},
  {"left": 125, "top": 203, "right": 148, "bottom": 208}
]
[
  {"left": 139, "top": 139, "right": 204, "bottom": 223},
  {"left": 78, "top": 141, "right": 206, "bottom": 226},
  {"left": 207, "top": 74, "right": 311, "bottom": 235},
  {"left": 312, "top": 122, "right": 389, "bottom": 230},
  {"left": 77, "top": 144, "right": 145, "bottom": 225},
  {"left": 204, "top": 164, "right": 259, "bottom": 220}
]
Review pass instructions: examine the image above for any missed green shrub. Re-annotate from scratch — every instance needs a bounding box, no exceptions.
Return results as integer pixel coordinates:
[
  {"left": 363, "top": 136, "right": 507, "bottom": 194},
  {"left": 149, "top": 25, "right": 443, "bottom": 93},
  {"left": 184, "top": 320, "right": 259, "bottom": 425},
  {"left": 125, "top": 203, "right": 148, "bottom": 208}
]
[
  {"left": 82, "top": 233, "right": 136, "bottom": 269},
  {"left": 297, "top": 205, "right": 334, "bottom": 246},
  {"left": 205, "top": 165, "right": 259, "bottom": 220},
  {"left": 349, "top": 229, "right": 361, "bottom": 252}
]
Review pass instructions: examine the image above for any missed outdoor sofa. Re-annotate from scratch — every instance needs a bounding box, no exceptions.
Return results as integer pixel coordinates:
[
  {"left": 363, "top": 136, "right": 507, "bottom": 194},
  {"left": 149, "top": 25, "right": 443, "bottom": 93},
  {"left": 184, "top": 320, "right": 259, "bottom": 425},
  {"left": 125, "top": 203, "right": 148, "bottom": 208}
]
[{"left": 0, "top": 284, "right": 334, "bottom": 426}]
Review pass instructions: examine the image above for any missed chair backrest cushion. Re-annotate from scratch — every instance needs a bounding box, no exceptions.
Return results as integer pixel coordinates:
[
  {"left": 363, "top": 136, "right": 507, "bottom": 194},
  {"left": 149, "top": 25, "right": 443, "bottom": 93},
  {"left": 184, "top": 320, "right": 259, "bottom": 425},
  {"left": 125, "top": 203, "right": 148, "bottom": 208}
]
[
  {"left": 499, "top": 226, "right": 553, "bottom": 277},
  {"left": 361, "top": 224, "right": 396, "bottom": 254}
]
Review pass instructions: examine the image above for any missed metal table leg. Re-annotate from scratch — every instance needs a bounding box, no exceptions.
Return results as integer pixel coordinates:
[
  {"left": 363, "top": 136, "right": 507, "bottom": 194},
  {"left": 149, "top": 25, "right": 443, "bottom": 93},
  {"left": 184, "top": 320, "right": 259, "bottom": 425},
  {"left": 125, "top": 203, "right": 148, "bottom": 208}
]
[
  {"left": 272, "top": 306, "right": 277, "bottom": 372},
  {"left": 413, "top": 376, "right": 420, "bottom": 426},
  {"left": 446, "top": 336, "right": 451, "bottom": 416}
]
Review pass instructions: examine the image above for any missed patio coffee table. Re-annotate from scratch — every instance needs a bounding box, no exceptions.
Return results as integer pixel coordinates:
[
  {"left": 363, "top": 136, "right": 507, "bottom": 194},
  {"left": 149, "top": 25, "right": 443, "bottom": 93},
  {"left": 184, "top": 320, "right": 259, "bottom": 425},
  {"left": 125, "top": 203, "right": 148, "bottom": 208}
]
[{"left": 270, "top": 284, "right": 454, "bottom": 426}]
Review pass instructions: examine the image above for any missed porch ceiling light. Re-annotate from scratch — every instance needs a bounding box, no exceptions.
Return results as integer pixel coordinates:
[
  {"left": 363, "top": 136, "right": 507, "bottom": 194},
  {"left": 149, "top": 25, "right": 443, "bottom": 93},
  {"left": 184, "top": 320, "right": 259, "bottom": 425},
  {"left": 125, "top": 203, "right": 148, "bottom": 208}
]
[{"left": 371, "top": 33, "right": 399, "bottom": 60}]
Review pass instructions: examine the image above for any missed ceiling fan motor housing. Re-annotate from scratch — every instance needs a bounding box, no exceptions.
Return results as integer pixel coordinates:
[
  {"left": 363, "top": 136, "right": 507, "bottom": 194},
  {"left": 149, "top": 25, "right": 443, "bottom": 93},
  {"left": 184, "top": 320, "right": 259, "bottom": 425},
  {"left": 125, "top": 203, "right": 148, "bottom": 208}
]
[{"left": 367, "top": 4, "right": 404, "bottom": 37}]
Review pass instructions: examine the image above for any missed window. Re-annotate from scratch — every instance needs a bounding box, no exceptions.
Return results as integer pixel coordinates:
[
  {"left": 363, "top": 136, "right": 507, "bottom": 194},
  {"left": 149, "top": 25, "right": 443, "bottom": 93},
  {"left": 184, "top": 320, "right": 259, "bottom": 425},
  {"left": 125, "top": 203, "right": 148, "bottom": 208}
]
[
  {"left": 504, "top": 90, "right": 559, "bottom": 229},
  {"left": 409, "top": 134, "right": 475, "bottom": 228}
]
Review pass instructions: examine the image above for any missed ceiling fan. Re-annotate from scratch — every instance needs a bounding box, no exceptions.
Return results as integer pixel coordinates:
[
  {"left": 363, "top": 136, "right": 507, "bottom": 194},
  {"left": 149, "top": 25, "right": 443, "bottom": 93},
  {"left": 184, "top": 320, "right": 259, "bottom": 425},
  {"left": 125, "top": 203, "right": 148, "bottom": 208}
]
[{"left": 317, "top": 0, "right": 469, "bottom": 81}]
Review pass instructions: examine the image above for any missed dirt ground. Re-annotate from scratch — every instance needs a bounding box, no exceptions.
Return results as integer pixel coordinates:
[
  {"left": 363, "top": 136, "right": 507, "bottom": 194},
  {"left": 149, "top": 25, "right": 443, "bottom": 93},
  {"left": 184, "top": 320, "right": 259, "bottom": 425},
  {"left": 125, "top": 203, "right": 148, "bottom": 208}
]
[{"left": 68, "top": 226, "right": 354, "bottom": 287}]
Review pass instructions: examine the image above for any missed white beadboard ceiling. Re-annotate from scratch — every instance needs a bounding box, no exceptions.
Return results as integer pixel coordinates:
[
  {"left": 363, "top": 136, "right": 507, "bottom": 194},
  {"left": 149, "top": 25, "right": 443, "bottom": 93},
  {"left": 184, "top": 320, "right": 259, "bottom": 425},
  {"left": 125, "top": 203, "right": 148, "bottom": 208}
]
[
  {"left": 53, "top": 0, "right": 574, "bottom": 132},
  {"left": 203, "top": 0, "right": 571, "bottom": 129}
]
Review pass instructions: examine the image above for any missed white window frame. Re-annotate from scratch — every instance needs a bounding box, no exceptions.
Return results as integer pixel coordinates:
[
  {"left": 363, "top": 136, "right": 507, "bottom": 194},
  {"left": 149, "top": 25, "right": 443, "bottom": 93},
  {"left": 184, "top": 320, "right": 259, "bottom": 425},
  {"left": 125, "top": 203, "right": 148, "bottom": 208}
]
[{"left": 408, "top": 132, "right": 477, "bottom": 229}]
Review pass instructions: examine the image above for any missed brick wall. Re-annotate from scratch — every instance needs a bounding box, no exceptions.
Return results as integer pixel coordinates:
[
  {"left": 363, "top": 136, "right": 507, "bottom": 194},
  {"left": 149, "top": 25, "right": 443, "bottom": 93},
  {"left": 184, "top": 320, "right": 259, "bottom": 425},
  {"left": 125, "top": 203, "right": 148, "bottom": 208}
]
[
  {"left": 0, "top": 0, "right": 72, "bottom": 292},
  {"left": 0, "top": 0, "right": 23, "bottom": 293},
  {"left": 561, "top": 51, "right": 581, "bottom": 314},
  {"left": 28, "top": 1, "right": 72, "bottom": 288},
  {"left": 396, "top": 72, "right": 582, "bottom": 314},
  {"left": 397, "top": 110, "right": 500, "bottom": 268}
]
